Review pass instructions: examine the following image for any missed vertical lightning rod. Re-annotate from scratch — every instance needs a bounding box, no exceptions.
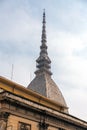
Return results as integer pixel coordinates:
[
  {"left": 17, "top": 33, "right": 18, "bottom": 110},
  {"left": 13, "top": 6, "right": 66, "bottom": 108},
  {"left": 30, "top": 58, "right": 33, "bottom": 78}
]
[{"left": 11, "top": 64, "right": 14, "bottom": 80}]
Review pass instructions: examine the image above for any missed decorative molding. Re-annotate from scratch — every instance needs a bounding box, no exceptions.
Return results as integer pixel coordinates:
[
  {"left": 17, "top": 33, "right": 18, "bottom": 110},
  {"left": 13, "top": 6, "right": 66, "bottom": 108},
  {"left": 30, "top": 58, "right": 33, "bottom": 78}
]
[
  {"left": 0, "top": 112, "right": 9, "bottom": 130},
  {"left": 0, "top": 112, "right": 9, "bottom": 121},
  {"left": 39, "top": 122, "right": 49, "bottom": 130}
]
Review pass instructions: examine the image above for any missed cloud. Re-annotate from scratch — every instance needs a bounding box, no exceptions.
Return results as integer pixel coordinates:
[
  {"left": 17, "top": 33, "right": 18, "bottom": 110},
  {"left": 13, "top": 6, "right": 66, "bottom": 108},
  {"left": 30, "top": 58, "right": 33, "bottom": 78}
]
[
  {"left": 74, "top": 46, "right": 87, "bottom": 59},
  {"left": 47, "top": 20, "right": 87, "bottom": 120},
  {"left": 65, "top": 87, "right": 87, "bottom": 120},
  {"left": 0, "top": 1, "right": 41, "bottom": 42}
]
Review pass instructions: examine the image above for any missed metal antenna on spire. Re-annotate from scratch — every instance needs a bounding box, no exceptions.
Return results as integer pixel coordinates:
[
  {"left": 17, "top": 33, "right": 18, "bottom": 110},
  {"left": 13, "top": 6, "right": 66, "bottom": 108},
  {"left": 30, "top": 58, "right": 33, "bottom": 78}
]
[
  {"left": 43, "top": 8, "right": 45, "bottom": 13},
  {"left": 11, "top": 64, "right": 14, "bottom": 80}
]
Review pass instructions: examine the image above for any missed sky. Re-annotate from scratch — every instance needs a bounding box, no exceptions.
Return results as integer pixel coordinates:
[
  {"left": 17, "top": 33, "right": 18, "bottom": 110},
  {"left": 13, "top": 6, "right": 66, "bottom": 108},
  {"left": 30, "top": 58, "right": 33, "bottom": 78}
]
[{"left": 0, "top": 0, "right": 87, "bottom": 121}]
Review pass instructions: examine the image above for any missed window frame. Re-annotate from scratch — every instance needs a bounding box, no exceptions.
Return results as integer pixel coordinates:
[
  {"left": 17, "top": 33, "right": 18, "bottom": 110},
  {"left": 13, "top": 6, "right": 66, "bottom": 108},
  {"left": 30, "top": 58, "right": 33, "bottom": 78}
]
[{"left": 18, "top": 121, "right": 31, "bottom": 130}]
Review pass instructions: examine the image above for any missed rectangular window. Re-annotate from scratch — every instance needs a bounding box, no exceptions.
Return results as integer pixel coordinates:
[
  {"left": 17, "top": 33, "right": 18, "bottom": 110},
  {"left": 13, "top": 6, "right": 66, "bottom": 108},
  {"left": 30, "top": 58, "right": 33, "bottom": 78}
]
[
  {"left": 18, "top": 122, "right": 31, "bottom": 130},
  {"left": 59, "top": 128, "right": 65, "bottom": 130}
]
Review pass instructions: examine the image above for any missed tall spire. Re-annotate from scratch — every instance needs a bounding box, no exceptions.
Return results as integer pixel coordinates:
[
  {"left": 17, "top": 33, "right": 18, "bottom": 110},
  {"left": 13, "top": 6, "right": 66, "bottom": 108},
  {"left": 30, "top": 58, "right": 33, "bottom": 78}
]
[
  {"left": 41, "top": 9, "right": 47, "bottom": 46},
  {"left": 35, "top": 10, "right": 52, "bottom": 75},
  {"left": 27, "top": 11, "right": 68, "bottom": 113}
]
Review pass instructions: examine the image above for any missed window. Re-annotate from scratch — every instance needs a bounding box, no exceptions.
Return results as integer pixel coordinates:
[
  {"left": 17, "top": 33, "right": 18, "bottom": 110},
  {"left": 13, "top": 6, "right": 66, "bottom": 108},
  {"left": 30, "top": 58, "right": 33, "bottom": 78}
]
[
  {"left": 59, "top": 128, "right": 65, "bottom": 130},
  {"left": 18, "top": 122, "right": 31, "bottom": 130}
]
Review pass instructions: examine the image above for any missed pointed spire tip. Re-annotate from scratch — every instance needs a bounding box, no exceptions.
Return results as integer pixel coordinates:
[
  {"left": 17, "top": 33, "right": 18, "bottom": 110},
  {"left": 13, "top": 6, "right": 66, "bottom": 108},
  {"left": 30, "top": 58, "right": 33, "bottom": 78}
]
[{"left": 43, "top": 9, "right": 45, "bottom": 13}]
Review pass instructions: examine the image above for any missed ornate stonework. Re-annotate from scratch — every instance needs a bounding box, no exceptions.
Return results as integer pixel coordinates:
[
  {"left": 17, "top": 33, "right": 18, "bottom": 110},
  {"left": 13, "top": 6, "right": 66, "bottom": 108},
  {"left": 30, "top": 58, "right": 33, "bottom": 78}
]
[{"left": 0, "top": 112, "right": 9, "bottom": 130}]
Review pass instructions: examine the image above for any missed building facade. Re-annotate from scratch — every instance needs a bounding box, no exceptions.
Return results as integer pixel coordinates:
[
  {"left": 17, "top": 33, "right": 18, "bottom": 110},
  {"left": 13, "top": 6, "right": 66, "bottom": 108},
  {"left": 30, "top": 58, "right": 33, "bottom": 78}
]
[{"left": 0, "top": 11, "right": 87, "bottom": 130}]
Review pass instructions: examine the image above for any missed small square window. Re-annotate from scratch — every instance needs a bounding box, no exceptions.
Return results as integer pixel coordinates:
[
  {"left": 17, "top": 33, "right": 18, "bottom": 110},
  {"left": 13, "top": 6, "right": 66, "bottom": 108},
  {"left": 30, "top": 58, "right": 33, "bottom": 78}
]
[{"left": 18, "top": 122, "right": 31, "bottom": 130}]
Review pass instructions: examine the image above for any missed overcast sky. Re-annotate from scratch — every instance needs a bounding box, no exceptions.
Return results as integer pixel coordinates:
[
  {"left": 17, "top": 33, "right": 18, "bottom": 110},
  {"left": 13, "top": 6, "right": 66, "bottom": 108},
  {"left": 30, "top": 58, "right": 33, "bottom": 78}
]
[{"left": 1, "top": 0, "right": 87, "bottom": 121}]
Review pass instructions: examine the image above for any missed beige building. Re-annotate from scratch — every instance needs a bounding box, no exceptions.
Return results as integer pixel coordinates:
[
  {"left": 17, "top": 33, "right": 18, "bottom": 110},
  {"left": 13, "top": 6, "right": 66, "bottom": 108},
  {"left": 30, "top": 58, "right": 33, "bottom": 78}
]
[{"left": 0, "top": 11, "right": 87, "bottom": 130}]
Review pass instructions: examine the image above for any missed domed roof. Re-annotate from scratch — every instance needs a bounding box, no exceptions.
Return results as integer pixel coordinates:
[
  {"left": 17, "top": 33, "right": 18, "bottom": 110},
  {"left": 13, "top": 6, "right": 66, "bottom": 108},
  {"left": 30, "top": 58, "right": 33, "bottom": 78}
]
[
  {"left": 27, "top": 72, "right": 68, "bottom": 111},
  {"left": 27, "top": 10, "right": 68, "bottom": 113}
]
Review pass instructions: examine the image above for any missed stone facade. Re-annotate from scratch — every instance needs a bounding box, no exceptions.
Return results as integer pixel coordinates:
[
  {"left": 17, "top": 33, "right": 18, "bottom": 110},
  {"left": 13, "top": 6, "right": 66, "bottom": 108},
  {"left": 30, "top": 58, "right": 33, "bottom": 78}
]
[{"left": 0, "top": 82, "right": 87, "bottom": 130}]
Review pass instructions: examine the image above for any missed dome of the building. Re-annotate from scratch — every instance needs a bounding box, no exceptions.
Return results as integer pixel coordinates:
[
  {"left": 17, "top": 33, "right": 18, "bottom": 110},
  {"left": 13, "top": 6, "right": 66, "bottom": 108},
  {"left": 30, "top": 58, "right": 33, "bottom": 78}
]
[{"left": 28, "top": 72, "right": 68, "bottom": 112}]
